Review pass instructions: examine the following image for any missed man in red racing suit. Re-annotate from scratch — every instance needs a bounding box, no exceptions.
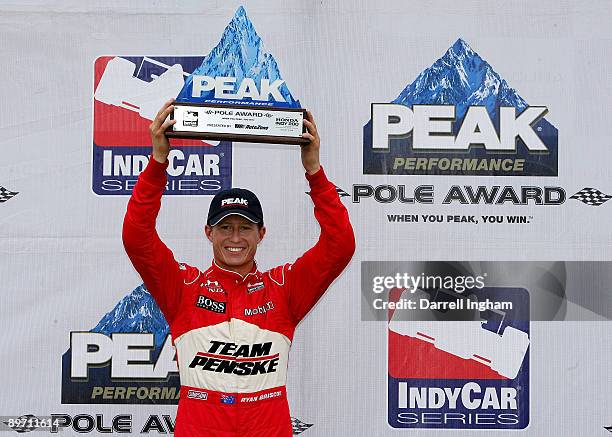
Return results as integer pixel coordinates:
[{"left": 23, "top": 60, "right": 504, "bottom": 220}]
[{"left": 122, "top": 100, "right": 355, "bottom": 436}]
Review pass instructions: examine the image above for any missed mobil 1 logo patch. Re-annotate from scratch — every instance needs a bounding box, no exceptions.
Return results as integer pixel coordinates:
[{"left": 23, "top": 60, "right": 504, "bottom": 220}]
[{"left": 195, "top": 295, "right": 226, "bottom": 313}]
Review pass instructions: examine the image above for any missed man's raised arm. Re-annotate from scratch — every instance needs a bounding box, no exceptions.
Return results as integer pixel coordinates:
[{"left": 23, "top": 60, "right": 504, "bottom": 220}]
[
  {"left": 283, "top": 111, "right": 356, "bottom": 323},
  {"left": 122, "top": 100, "right": 184, "bottom": 323}
]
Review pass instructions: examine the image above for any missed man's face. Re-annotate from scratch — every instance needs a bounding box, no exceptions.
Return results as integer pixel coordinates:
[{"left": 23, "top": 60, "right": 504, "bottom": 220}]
[{"left": 205, "top": 215, "right": 266, "bottom": 274}]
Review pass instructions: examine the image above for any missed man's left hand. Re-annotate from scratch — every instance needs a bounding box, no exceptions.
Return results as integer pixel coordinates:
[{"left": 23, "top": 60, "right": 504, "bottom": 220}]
[{"left": 301, "top": 110, "right": 321, "bottom": 175}]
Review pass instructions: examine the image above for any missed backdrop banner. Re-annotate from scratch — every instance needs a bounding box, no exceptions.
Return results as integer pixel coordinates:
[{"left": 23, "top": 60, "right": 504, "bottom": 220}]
[{"left": 1, "top": 1, "right": 611, "bottom": 435}]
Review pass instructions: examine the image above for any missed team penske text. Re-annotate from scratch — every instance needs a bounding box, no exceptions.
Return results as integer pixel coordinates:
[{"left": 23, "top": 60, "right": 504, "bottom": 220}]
[{"left": 188, "top": 341, "right": 279, "bottom": 376}]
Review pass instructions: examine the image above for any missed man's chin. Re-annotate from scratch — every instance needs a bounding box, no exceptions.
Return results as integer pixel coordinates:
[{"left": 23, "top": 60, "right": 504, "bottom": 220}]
[{"left": 220, "top": 256, "right": 251, "bottom": 268}]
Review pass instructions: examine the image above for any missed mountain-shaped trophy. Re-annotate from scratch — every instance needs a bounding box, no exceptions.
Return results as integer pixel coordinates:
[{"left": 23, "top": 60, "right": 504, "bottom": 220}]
[{"left": 166, "top": 7, "right": 308, "bottom": 145}]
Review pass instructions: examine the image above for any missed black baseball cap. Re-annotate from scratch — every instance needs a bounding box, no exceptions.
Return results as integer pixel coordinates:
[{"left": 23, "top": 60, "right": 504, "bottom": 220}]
[{"left": 207, "top": 188, "right": 264, "bottom": 226}]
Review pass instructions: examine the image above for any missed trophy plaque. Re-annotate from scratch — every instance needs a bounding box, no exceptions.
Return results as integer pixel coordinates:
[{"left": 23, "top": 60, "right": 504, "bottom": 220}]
[{"left": 167, "top": 102, "right": 309, "bottom": 145}]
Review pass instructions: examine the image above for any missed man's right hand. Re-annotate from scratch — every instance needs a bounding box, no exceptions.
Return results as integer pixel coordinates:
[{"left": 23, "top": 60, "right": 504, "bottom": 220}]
[{"left": 149, "top": 99, "right": 177, "bottom": 163}]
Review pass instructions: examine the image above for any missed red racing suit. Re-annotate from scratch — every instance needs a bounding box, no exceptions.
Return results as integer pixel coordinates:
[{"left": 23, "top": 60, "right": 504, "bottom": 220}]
[{"left": 122, "top": 158, "right": 355, "bottom": 437}]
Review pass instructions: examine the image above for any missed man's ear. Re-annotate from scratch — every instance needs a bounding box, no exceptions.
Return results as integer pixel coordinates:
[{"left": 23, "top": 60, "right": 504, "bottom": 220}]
[
  {"left": 204, "top": 225, "right": 213, "bottom": 242},
  {"left": 258, "top": 226, "right": 266, "bottom": 243}
]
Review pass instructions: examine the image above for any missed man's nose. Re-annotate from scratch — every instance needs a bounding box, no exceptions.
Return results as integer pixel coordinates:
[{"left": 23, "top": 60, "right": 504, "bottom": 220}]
[{"left": 229, "top": 228, "right": 241, "bottom": 241}]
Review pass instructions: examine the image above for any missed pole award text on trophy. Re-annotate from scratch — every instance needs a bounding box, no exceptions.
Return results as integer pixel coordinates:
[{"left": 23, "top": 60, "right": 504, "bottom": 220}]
[{"left": 167, "top": 102, "right": 308, "bottom": 145}]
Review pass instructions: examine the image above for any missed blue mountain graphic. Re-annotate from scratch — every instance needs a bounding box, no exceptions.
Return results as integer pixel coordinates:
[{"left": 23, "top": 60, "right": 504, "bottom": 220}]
[
  {"left": 394, "top": 39, "right": 530, "bottom": 122},
  {"left": 177, "top": 6, "right": 299, "bottom": 107},
  {"left": 363, "top": 38, "right": 558, "bottom": 176},
  {"left": 61, "top": 284, "right": 178, "bottom": 404},
  {"left": 91, "top": 283, "right": 169, "bottom": 352}
]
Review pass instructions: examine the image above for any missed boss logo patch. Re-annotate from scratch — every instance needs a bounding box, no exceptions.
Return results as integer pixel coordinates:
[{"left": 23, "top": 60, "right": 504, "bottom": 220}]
[{"left": 195, "top": 295, "right": 226, "bottom": 313}]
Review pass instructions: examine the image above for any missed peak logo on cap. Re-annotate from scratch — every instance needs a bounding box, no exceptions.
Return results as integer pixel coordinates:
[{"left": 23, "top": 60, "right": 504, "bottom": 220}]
[
  {"left": 221, "top": 198, "right": 248, "bottom": 207},
  {"left": 207, "top": 188, "right": 264, "bottom": 226}
]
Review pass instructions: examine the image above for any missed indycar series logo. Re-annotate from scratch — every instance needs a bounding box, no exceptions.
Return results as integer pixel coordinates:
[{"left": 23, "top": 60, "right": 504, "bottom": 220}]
[
  {"left": 93, "top": 56, "right": 232, "bottom": 196},
  {"left": 92, "top": 6, "right": 301, "bottom": 195},
  {"left": 363, "top": 38, "right": 558, "bottom": 176},
  {"left": 387, "top": 265, "right": 530, "bottom": 429}
]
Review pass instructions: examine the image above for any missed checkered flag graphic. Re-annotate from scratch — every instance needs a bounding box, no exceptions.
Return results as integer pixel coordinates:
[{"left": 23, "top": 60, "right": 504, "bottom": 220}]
[
  {"left": 570, "top": 187, "right": 612, "bottom": 206},
  {"left": 291, "top": 417, "right": 313, "bottom": 435},
  {"left": 2, "top": 415, "right": 37, "bottom": 433},
  {"left": 335, "top": 185, "right": 350, "bottom": 198},
  {"left": 0, "top": 186, "right": 18, "bottom": 203},
  {"left": 306, "top": 185, "right": 349, "bottom": 198}
]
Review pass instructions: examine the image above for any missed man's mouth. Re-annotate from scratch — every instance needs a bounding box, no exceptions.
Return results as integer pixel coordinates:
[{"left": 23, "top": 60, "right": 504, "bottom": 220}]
[{"left": 225, "top": 247, "right": 245, "bottom": 253}]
